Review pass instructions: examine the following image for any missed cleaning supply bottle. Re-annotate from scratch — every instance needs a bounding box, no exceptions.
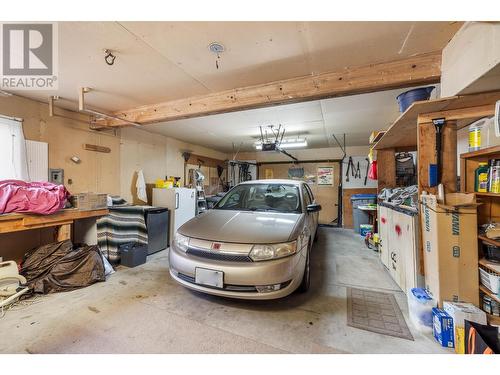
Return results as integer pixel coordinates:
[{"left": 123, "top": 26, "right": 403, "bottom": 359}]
[
  {"left": 475, "top": 162, "right": 489, "bottom": 192},
  {"left": 469, "top": 118, "right": 486, "bottom": 151},
  {"left": 488, "top": 159, "right": 496, "bottom": 192},
  {"left": 491, "top": 160, "right": 500, "bottom": 193}
]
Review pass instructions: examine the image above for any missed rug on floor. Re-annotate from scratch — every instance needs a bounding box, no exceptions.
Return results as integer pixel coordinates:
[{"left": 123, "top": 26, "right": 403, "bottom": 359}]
[{"left": 346, "top": 287, "right": 414, "bottom": 341}]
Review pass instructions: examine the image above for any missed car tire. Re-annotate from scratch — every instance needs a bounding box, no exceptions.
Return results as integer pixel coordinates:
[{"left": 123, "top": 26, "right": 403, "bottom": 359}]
[{"left": 298, "top": 239, "right": 311, "bottom": 293}]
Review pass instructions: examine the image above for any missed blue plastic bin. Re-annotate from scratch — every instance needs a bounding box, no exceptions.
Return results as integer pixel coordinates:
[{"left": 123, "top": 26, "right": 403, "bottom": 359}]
[
  {"left": 350, "top": 194, "right": 377, "bottom": 233},
  {"left": 396, "top": 86, "right": 435, "bottom": 112}
]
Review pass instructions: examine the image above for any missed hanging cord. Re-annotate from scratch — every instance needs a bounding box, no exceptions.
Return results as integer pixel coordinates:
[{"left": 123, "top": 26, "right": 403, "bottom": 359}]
[{"left": 0, "top": 293, "right": 45, "bottom": 319}]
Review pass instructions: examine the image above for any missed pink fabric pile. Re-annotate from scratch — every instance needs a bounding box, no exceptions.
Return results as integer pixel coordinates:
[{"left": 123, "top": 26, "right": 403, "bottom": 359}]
[{"left": 0, "top": 180, "right": 70, "bottom": 215}]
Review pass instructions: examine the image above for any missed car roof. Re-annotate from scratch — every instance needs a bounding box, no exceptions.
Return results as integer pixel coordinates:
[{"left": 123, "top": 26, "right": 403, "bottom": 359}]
[{"left": 239, "top": 179, "right": 303, "bottom": 186}]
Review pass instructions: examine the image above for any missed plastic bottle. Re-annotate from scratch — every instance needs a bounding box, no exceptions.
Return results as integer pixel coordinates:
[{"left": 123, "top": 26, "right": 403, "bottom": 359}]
[
  {"left": 469, "top": 120, "right": 484, "bottom": 151},
  {"left": 490, "top": 160, "right": 500, "bottom": 194},
  {"left": 475, "top": 162, "right": 489, "bottom": 192}
]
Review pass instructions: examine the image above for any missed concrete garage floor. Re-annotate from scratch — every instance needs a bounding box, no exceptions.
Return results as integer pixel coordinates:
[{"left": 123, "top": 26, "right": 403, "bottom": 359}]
[{"left": 1, "top": 228, "right": 448, "bottom": 354}]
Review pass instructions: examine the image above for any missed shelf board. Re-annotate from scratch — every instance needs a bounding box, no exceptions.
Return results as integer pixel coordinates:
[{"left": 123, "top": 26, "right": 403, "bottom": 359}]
[
  {"left": 479, "top": 257, "right": 500, "bottom": 273},
  {"left": 373, "top": 91, "right": 500, "bottom": 150},
  {"left": 487, "top": 313, "right": 500, "bottom": 326},
  {"left": 474, "top": 192, "right": 500, "bottom": 198},
  {"left": 480, "top": 285, "right": 500, "bottom": 303},
  {"left": 461, "top": 145, "right": 500, "bottom": 159}
]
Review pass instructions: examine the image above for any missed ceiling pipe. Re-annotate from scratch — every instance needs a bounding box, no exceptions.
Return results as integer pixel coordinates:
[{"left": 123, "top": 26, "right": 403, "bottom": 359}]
[{"left": 78, "top": 87, "right": 142, "bottom": 128}]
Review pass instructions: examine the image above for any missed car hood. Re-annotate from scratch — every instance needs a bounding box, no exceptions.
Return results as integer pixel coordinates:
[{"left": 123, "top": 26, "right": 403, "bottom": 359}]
[{"left": 178, "top": 209, "right": 303, "bottom": 244}]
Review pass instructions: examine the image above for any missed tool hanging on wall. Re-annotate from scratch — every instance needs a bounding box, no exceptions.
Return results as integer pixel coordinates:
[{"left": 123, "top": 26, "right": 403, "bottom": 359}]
[
  {"left": 345, "top": 156, "right": 355, "bottom": 182},
  {"left": 430, "top": 118, "right": 446, "bottom": 187},
  {"left": 354, "top": 161, "right": 361, "bottom": 179}
]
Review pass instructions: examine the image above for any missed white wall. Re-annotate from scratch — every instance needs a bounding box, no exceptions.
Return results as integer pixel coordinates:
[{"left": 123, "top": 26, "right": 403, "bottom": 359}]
[
  {"left": 342, "top": 155, "right": 377, "bottom": 189},
  {"left": 441, "top": 22, "right": 500, "bottom": 97},
  {"left": 120, "top": 127, "right": 227, "bottom": 202}
]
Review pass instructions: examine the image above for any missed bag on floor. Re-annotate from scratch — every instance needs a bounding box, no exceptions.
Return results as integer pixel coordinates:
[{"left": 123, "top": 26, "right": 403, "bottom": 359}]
[
  {"left": 465, "top": 320, "right": 500, "bottom": 354},
  {"left": 21, "top": 240, "right": 105, "bottom": 294}
]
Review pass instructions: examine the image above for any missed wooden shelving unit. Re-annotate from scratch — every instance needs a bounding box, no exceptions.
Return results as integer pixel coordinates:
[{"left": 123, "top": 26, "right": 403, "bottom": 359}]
[
  {"left": 480, "top": 285, "right": 500, "bottom": 303},
  {"left": 487, "top": 313, "right": 500, "bottom": 326},
  {"left": 475, "top": 192, "right": 500, "bottom": 198},
  {"left": 479, "top": 257, "right": 500, "bottom": 273},
  {"left": 463, "top": 145, "right": 500, "bottom": 324},
  {"left": 372, "top": 91, "right": 500, "bottom": 296}
]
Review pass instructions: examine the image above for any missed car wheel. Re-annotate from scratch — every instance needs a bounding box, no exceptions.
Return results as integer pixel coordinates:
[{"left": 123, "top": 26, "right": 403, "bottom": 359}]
[{"left": 298, "top": 239, "right": 311, "bottom": 293}]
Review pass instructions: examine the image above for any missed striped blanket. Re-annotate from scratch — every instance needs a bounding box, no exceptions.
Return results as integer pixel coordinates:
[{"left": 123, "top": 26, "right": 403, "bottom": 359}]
[{"left": 97, "top": 206, "right": 151, "bottom": 263}]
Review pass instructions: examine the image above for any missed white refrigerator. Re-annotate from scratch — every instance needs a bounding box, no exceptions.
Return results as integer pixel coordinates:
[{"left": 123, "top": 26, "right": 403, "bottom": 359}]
[{"left": 153, "top": 188, "right": 196, "bottom": 246}]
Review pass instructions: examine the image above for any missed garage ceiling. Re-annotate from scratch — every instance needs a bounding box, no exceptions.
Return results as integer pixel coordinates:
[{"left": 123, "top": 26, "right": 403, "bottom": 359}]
[
  {"left": 144, "top": 85, "right": 440, "bottom": 152},
  {"left": 17, "top": 21, "right": 460, "bottom": 112}
]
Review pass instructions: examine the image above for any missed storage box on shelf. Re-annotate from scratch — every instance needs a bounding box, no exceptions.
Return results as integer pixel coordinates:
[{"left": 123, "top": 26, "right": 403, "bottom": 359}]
[{"left": 460, "top": 145, "right": 500, "bottom": 322}]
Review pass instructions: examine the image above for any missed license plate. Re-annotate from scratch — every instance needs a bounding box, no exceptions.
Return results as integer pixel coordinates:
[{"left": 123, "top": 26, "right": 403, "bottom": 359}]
[{"left": 195, "top": 267, "right": 224, "bottom": 288}]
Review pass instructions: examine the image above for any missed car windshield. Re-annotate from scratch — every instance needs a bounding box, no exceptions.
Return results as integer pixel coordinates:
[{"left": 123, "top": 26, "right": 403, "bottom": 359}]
[{"left": 215, "top": 183, "right": 301, "bottom": 213}]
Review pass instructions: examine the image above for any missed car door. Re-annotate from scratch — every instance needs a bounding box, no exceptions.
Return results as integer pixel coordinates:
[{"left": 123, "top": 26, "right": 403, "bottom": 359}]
[{"left": 302, "top": 183, "right": 318, "bottom": 240}]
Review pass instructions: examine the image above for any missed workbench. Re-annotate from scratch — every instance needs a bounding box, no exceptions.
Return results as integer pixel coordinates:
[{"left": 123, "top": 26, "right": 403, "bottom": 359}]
[{"left": 0, "top": 208, "right": 109, "bottom": 242}]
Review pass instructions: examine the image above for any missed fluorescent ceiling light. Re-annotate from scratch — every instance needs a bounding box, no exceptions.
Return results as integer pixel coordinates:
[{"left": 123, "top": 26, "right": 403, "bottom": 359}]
[
  {"left": 254, "top": 139, "right": 307, "bottom": 150},
  {"left": 281, "top": 140, "right": 308, "bottom": 149}
]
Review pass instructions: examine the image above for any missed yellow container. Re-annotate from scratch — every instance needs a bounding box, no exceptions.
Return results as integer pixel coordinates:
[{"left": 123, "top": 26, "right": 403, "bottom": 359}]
[{"left": 155, "top": 179, "right": 173, "bottom": 189}]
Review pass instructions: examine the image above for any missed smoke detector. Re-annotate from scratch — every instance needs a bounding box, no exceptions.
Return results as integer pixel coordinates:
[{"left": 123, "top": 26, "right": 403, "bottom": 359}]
[
  {"left": 208, "top": 42, "right": 225, "bottom": 70},
  {"left": 208, "top": 42, "right": 225, "bottom": 54}
]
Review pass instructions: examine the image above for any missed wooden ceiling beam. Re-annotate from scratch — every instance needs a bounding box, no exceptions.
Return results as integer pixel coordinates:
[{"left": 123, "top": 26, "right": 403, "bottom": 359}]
[{"left": 98, "top": 51, "right": 442, "bottom": 127}]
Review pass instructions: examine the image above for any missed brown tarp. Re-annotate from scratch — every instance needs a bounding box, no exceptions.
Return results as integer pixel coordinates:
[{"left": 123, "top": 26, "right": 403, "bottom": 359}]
[{"left": 21, "top": 240, "right": 105, "bottom": 294}]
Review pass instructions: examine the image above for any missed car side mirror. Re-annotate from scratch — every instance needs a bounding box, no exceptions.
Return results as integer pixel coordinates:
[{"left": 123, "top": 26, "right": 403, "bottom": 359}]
[{"left": 307, "top": 203, "right": 322, "bottom": 213}]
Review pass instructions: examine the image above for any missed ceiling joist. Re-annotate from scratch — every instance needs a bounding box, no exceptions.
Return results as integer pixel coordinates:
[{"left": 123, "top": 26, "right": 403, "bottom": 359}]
[{"left": 97, "top": 51, "right": 442, "bottom": 127}]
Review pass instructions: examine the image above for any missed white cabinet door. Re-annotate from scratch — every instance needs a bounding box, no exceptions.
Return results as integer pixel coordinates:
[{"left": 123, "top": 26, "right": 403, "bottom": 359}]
[
  {"left": 378, "top": 205, "right": 390, "bottom": 268},
  {"left": 401, "top": 213, "right": 421, "bottom": 291},
  {"left": 389, "top": 210, "right": 406, "bottom": 291}
]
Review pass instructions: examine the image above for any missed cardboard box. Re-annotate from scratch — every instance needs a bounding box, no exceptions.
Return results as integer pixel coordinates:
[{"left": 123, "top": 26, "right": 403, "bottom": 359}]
[
  {"left": 432, "top": 308, "right": 455, "bottom": 348},
  {"left": 70, "top": 193, "right": 108, "bottom": 210},
  {"left": 420, "top": 193, "right": 479, "bottom": 307},
  {"left": 443, "top": 301, "right": 487, "bottom": 354}
]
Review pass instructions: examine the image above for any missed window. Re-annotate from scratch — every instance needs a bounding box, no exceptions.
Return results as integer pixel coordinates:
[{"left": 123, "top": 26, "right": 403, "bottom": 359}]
[
  {"left": 215, "top": 183, "right": 301, "bottom": 213},
  {"left": 0, "top": 116, "right": 29, "bottom": 180}
]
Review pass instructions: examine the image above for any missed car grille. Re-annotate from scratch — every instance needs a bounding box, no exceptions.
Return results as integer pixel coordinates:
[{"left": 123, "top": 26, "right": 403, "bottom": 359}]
[
  {"left": 176, "top": 272, "right": 257, "bottom": 292},
  {"left": 186, "top": 247, "right": 252, "bottom": 262}
]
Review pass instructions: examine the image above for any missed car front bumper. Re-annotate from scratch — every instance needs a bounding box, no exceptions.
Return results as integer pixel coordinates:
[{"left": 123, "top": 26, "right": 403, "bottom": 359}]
[{"left": 168, "top": 243, "right": 306, "bottom": 300}]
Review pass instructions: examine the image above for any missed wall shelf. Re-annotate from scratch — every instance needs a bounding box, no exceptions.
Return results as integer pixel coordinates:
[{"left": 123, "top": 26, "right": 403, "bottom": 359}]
[
  {"left": 461, "top": 145, "right": 500, "bottom": 159},
  {"left": 487, "top": 313, "right": 500, "bottom": 326},
  {"left": 475, "top": 192, "right": 500, "bottom": 198},
  {"left": 479, "top": 257, "right": 500, "bottom": 274},
  {"left": 480, "top": 285, "right": 500, "bottom": 303},
  {"left": 373, "top": 91, "right": 500, "bottom": 151}
]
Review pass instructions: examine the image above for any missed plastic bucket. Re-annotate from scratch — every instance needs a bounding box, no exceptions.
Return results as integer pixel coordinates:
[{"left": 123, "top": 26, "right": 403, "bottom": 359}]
[
  {"left": 396, "top": 86, "right": 435, "bottom": 113},
  {"left": 407, "top": 288, "right": 437, "bottom": 332}
]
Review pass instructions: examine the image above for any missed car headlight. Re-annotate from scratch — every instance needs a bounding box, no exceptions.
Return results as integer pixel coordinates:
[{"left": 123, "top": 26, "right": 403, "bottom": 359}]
[
  {"left": 173, "top": 232, "right": 189, "bottom": 252},
  {"left": 249, "top": 241, "right": 297, "bottom": 261}
]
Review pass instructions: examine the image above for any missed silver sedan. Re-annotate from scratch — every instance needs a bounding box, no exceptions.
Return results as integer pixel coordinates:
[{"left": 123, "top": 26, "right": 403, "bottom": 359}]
[{"left": 168, "top": 179, "right": 321, "bottom": 300}]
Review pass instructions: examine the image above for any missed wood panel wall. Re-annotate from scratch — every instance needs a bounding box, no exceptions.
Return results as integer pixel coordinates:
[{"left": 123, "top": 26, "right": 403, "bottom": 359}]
[
  {"left": 376, "top": 148, "right": 396, "bottom": 193},
  {"left": 417, "top": 120, "right": 457, "bottom": 194}
]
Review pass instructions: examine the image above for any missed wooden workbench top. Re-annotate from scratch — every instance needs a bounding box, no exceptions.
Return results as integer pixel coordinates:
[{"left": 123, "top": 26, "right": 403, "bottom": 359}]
[{"left": 0, "top": 208, "right": 109, "bottom": 234}]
